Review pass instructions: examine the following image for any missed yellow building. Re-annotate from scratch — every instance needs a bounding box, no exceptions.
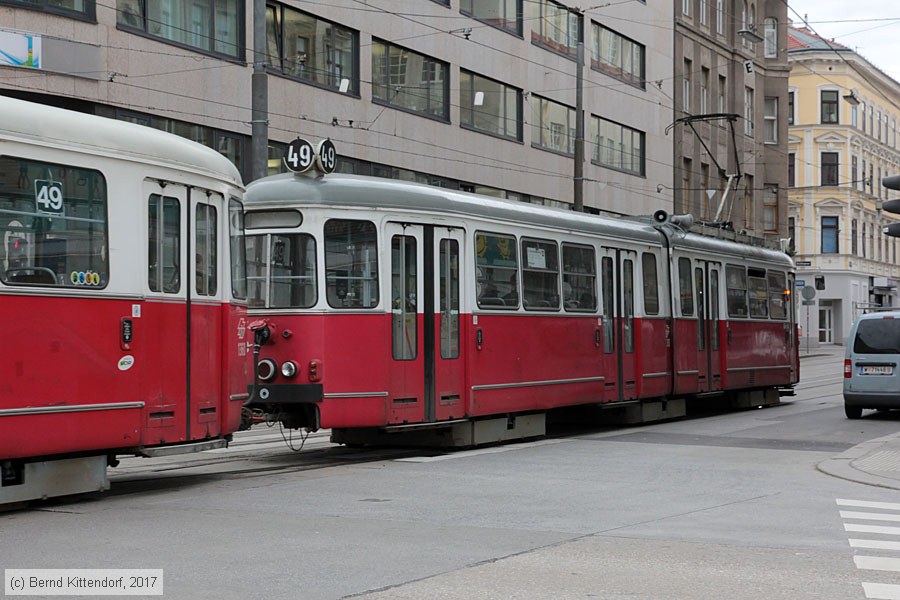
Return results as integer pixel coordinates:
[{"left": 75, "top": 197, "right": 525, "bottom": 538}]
[{"left": 788, "top": 25, "right": 900, "bottom": 346}]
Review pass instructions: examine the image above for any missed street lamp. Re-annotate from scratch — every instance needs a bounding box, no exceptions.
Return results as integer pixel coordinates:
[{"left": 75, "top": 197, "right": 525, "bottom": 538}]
[
  {"left": 737, "top": 25, "right": 764, "bottom": 44},
  {"left": 843, "top": 89, "right": 860, "bottom": 106}
]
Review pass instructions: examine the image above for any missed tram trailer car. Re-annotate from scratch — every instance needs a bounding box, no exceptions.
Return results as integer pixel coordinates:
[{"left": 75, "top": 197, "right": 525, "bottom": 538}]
[
  {"left": 0, "top": 96, "right": 251, "bottom": 504},
  {"left": 243, "top": 172, "right": 798, "bottom": 447}
]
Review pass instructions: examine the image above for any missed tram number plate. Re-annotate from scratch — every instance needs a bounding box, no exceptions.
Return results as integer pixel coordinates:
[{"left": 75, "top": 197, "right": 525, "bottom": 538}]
[{"left": 860, "top": 366, "right": 893, "bottom": 376}]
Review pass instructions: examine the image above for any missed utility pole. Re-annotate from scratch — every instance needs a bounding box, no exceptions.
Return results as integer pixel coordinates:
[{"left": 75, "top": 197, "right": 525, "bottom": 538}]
[
  {"left": 573, "top": 13, "right": 585, "bottom": 213},
  {"left": 250, "top": 0, "right": 268, "bottom": 182}
]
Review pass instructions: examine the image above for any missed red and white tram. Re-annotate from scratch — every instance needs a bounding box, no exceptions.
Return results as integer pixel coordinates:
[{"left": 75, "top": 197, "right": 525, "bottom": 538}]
[
  {"left": 0, "top": 96, "right": 250, "bottom": 504},
  {"left": 243, "top": 168, "right": 798, "bottom": 446}
]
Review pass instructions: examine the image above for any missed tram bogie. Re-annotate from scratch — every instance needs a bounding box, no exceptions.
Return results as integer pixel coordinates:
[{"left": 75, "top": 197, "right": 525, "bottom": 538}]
[
  {"left": 0, "top": 97, "right": 250, "bottom": 505},
  {"left": 243, "top": 169, "right": 798, "bottom": 448}
]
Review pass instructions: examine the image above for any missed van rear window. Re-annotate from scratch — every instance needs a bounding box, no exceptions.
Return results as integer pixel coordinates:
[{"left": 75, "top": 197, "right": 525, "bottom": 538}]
[{"left": 854, "top": 319, "right": 900, "bottom": 354}]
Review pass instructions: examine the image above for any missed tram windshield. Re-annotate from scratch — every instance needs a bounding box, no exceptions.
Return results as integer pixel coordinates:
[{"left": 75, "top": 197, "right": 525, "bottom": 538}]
[{"left": 0, "top": 156, "right": 108, "bottom": 288}]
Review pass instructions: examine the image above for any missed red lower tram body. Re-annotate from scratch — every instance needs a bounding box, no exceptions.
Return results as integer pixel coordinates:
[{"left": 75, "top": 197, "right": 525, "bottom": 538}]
[
  {"left": 248, "top": 310, "right": 797, "bottom": 443},
  {"left": 0, "top": 296, "right": 249, "bottom": 502}
]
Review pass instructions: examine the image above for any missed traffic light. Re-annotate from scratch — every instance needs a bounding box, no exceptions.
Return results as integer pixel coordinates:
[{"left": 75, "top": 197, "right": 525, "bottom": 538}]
[{"left": 882, "top": 175, "right": 900, "bottom": 237}]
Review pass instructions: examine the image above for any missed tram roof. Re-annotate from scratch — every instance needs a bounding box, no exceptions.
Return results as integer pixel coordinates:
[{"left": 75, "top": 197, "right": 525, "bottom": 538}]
[
  {"left": 246, "top": 173, "right": 795, "bottom": 268},
  {"left": 246, "top": 172, "right": 663, "bottom": 245},
  {"left": 0, "top": 95, "right": 242, "bottom": 186}
]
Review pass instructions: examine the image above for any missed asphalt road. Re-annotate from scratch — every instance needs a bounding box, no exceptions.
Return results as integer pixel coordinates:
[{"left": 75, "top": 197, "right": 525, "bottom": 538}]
[{"left": 3, "top": 346, "right": 900, "bottom": 600}]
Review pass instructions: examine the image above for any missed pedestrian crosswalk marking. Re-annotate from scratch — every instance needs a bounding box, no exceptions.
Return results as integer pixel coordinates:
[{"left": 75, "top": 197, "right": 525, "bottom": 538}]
[
  {"left": 837, "top": 499, "right": 900, "bottom": 599},
  {"left": 842, "top": 511, "right": 900, "bottom": 523},
  {"left": 838, "top": 499, "right": 900, "bottom": 511},
  {"left": 846, "top": 523, "right": 900, "bottom": 536},
  {"left": 855, "top": 556, "right": 900, "bottom": 572},
  {"left": 851, "top": 540, "right": 900, "bottom": 551},
  {"left": 862, "top": 583, "right": 900, "bottom": 600}
]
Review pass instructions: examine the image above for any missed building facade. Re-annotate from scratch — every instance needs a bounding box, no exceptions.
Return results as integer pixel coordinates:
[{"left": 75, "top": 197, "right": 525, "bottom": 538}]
[
  {"left": 787, "top": 25, "right": 900, "bottom": 347},
  {"left": 674, "top": 0, "right": 789, "bottom": 241},
  {"left": 0, "top": 0, "right": 678, "bottom": 216}
]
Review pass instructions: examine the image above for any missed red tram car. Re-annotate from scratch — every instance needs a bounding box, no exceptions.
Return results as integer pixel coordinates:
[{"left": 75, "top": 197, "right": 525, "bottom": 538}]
[
  {"left": 0, "top": 97, "right": 251, "bottom": 504},
  {"left": 243, "top": 170, "right": 798, "bottom": 446}
]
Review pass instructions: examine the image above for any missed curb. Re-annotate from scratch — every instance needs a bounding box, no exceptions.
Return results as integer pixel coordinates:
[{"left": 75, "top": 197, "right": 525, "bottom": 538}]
[{"left": 817, "top": 433, "right": 900, "bottom": 491}]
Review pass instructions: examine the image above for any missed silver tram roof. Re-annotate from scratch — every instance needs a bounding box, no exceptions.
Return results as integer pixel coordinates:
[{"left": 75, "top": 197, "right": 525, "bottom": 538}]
[
  {"left": 246, "top": 172, "right": 793, "bottom": 269},
  {"left": 0, "top": 95, "right": 243, "bottom": 186}
]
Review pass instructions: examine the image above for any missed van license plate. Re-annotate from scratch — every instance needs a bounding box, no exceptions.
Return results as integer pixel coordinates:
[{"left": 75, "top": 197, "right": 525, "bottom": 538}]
[{"left": 860, "top": 366, "right": 893, "bottom": 375}]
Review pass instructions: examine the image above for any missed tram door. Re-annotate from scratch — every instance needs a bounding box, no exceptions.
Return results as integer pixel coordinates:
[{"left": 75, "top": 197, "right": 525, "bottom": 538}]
[
  {"left": 600, "top": 247, "right": 638, "bottom": 402},
  {"left": 386, "top": 223, "right": 466, "bottom": 424},
  {"left": 189, "top": 190, "right": 223, "bottom": 438},
  {"left": 144, "top": 184, "right": 223, "bottom": 443},
  {"left": 695, "top": 260, "right": 722, "bottom": 393}
]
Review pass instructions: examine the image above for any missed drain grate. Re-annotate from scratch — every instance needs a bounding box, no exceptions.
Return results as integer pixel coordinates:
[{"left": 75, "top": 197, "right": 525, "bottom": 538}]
[{"left": 854, "top": 450, "right": 900, "bottom": 473}]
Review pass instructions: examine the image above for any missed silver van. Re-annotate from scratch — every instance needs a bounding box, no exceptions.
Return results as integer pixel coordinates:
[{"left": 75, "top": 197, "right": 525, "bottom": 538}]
[{"left": 843, "top": 310, "right": 900, "bottom": 418}]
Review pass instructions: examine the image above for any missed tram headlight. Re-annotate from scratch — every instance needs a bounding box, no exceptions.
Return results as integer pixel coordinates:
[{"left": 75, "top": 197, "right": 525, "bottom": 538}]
[
  {"left": 281, "top": 360, "right": 298, "bottom": 378},
  {"left": 257, "top": 358, "right": 278, "bottom": 382}
]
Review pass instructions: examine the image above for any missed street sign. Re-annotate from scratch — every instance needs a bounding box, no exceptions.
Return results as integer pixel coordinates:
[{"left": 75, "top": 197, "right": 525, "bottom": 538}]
[
  {"left": 795, "top": 279, "right": 805, "bottom": 286},
  {"left": 802, "top": 300, "right": 815, "bottom": 305},
  {"left": 795, "top": 260, "right": 811, "bottom": 266},
  {"left": 801, "top": 285, "right": 816, "bottom": 300}
]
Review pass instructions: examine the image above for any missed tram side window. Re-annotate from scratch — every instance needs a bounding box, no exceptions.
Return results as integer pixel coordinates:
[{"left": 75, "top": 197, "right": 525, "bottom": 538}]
[
  {"left": 641, "top": 252, "right": 659, "bottom": 315},
  {"left": 391, "top": 235, "right": 418, "bottom": 360},
  {"left": 522, "top": 238, "right": 560, "bottom": 310},
  {"left": 562, "top": 244, "right": 596, "bottom": 311},
  {"left": 602, "top": 256, "right": 614, "bottom": 353},
  {"left": 623, "top": 258, "right": 634, "bottom": 352},
  {"left": 148, "top": 194, "right": 180, "bottom": 293},
  {"left": 229, "top": 198, "right": 247, "bottom": 300},
  {"left": 246, "top": 234, "right": 317, "bottom": 308},
  {"left": 0, "top": 157, "right": 108, "bottom": 288},
  {"left": 678, "top": 257, "right": 694, "bottom": 316},
  {"left": 747, "top": 268, "right": 768, "bottom": 318},
  {"left": 195, "top": 203, "right": 217, "bottom": 296},
  {"left": 767, "top": 270, "right": 787, "bottom": 320},
  {"left": 476, "top": 232, "right": 518, "bottom": 309},
  {"left": 710, "top": 268, "right": 720, "bottom": 349},
  {"left": 440, "top": 238, "right": 460, "bottom": 359},
  {"left": 325, "top": 219, "right": 378, "bottom": 308},
  {"left": 725, "top": 265, "right": 748, "bottom": 317}
]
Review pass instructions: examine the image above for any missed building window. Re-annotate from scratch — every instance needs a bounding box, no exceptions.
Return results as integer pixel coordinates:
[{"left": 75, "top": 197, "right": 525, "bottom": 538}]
[
  {"left": 532, "top": 96, "right": 575, "bottom": 155},
  {"left": 265, "top": 5, "right": 358, "bottom": 93},
  {"left": 591, "top": 23, "right": 646, "bottom": 89},
  {"left": 16, "top": 0, "right": 94, "bottom": 20},
  {"left": 852, "top": 219, "right": 858, "bottom": 255},
  {"left": 851, "top": 104, "right": 858, "bottom": 128},
  {"left": 533, "top": 0, "right": 580, "bottom": 59},
  {"left": 852, "top": 155, "right": 858, "bottom": 188},
  {"left": 862, "top": 158, "right": 867, "bottom": 191},
  {"left": 718, "top": 75, "right": 726, "bottom": 113},
  {"left": 716, "top": 0, "right": 723, "bottom": 33},
  {"left": 788, "top": 217, "right": 795, "bottom": 252},
  {"left": 744, "top": 87, "right": 754, "bottom": 136},
  {"left": 788, "top": 153, "right": 795, "bottom": 187},
  {"left": 591, "top": 115, "right": 645, "bottom": 176},
  {"left": 763, "top": 185, "right": 777, "bottom": 231},
  {"left": 862, "top": 223, "right": 867, "bottom": 258},
  {"left": 764, "top": 18, "right": 777, "bottom": 58},
  {"left": 821, "top": 152, "right": 839, "bottom": 186},
  {"left": 461, "top": 0, "right": 522, "bottom": 36},
  {"left": 878, "top": 110, "right": 883, "bottom": 141},
  {"left": 118, "top": 0, "right": 241, "bottom": 57},
  {"left": 372, "top": 39, "right": 449, "bottom": 121},
  {"left": 683, "top": 0, "right": 690, "bottom": 16},
  {"left": 870, "top": 163, "right": 874, "bottom": 194},
  {"left": 700, "top": 68, "right": 710, "bottom": 114},
  {"left": 683, "top": 60, "right": 692, "bottom": 113},
  {"left": 861, "top": 102, "right": 867, "bottom": 134},
  {"left": 821, "top": 216, "right": 839, "bottom": 254},
  {"left": 764, "top": 97, "right": 777, "bottom": 143},
  {"left": 460, "top": 70, "right": 522, "bottom": 141},
  {"left": 788, "top": 91, "right": 794, "bottom": 125},
  {"left": 821, "top": 90, "right": 838, "bottom": 124}
]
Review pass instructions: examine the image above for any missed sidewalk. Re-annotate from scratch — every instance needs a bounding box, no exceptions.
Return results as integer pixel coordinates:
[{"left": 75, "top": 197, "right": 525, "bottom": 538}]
[{"left": 804, "top": 344, "right": 900, "bottom": 490}]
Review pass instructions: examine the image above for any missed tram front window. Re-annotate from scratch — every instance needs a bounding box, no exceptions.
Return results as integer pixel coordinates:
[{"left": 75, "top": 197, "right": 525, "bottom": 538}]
[
  {"left": 246, "top": 233, "right": 317, "bottom": 308},
  {"left": 0, "top": 156, "right": 108, "bottom": 288}
]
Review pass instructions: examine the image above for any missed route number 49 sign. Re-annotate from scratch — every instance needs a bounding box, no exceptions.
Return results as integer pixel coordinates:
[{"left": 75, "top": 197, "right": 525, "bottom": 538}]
[
  {"left": 283, "top": 138, "right": 336, "bottom": 175},
  {"left": 35, "top": 179, "right": 64, "bottom": 215}
]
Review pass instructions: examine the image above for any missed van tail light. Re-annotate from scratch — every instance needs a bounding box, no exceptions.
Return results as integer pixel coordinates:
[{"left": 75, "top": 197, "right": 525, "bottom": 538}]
[{"left": 844, "top": 359, "right": 852, "bottom": 378}]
